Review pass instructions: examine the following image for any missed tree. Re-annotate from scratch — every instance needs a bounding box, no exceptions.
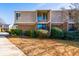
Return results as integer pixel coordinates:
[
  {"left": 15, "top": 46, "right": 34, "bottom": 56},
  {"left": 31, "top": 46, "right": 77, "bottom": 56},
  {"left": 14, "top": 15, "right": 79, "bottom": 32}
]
[
  {"left": 61, "top": 3, "right": 79, "bottom": 31},
  {"left": 61, "top": 7, "right": 68, "bottom": 22},
  {"left": 69, "top": 3, "right": 79, "bottom": 30}
]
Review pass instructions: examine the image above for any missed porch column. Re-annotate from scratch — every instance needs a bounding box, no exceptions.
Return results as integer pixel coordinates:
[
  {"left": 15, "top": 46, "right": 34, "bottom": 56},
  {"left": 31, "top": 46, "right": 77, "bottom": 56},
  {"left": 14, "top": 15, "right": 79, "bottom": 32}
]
[
  {"left": 36, "top": 11, "right": 37, "bottom": 22},
  {"left": 42, "top": 12, "right": 43, "bottom": 22},
  {"left": 36, "top": 11, "right": 38, "bottom": 30},
  {"left": 49, "top": 10, "right": 52, "bottom": 35}
]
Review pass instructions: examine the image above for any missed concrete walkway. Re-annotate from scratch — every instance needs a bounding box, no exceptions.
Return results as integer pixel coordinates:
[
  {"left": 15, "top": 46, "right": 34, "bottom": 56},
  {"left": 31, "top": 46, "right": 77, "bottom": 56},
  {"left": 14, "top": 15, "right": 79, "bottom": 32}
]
[
  {"left": 0, "top": 32, "right": 9, "bottom": 36},
  {"left": 0, "top": 36, "right": 25, "bottom": 56}
]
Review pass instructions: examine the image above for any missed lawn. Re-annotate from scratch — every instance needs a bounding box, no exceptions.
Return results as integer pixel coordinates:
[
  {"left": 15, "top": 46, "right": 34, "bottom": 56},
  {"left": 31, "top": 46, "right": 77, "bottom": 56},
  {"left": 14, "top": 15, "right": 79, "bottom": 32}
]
[{"left": 8, "top": 37, "right": 79, "bottom": 56}]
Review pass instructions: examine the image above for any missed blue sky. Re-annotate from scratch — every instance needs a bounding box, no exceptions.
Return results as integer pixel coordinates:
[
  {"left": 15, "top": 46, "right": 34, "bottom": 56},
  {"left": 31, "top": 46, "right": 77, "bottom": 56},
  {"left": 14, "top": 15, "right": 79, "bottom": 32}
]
[{"left": 0, "top": 3, "right": 70, "bottom": 25}]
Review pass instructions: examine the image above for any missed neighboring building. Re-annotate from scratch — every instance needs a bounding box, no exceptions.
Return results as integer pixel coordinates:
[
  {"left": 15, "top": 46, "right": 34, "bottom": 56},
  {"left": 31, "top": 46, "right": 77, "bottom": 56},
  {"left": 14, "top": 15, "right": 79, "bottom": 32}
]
[
  {"left": 13, "top": 10, "right": 78, "bottom": 33},
  {"left": 1, "top": 24, "right": 10, "bottom": 32},
  {"left": 0, "top": 24, "right": 9, "bottom": 32},
  {"left": 0, "top": 18, "right": 9, "bottom": 32}
]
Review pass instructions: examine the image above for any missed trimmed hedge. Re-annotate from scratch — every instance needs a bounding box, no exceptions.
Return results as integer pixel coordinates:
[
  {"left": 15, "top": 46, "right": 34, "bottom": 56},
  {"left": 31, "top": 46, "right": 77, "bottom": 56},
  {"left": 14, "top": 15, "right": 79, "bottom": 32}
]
[
  {"left": 64, "top": 31, "right": 79, "bottom": 40},
  {"left": 9, "top": 28, "right": 79, "bottom": 40},
  {"left": 23, "top": 29, "right": 48, "bottom": 38},
  {"left": 37, "top": 29, "right": 49, "bottom": 38},
  {"left": 30, "top": 30, "right": 38, "bottom": 38},
  {"left": 50, "top": 27, "right": 64, "bottom": 39},
  {"left": 23, "top": 30, "right": 31, "bottom": 36},
  {"left": 9, "top": 29, "right": 22, "bottom": 36},
  {"left": 23, "top": 30, "right": 38, "bottom": 38}
]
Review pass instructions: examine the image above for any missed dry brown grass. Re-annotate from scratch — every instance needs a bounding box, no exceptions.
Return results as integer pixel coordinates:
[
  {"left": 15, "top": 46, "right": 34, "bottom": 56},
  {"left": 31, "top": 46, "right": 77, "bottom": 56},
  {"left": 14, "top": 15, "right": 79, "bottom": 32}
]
[{"left": 8, "top": 37, "right": 79, "bottom": 56}]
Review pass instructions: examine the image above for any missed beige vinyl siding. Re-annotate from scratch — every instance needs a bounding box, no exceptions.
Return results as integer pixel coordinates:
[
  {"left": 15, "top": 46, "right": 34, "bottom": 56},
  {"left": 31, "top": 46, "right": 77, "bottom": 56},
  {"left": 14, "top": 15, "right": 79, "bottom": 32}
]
[
  {"left": 15, "top": 11, "right": 36, "bottom": 23},
  {"left": 51, "top": 11, "right": 64, "bottom": 23}
]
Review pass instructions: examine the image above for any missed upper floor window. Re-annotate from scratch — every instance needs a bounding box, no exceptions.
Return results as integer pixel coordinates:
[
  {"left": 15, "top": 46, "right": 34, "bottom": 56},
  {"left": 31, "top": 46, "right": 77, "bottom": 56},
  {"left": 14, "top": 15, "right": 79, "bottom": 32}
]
[
  {"left": 43, "top": 13, "right": 47, "bottom": 20},
  {"left": 16, "top": 13, "right": 20, "bottom": 20},
  {"left": 37, "top": 13, "right": 48, "bottom": 22},
  {"left": 69, "top": 12, "right": 73, "bottom": 19},
  {"left": 68, "top": 24, "right": 76, "bottom": 31},
  {"left": 37, "top": 13, "right": 42, "bottom": 22}
]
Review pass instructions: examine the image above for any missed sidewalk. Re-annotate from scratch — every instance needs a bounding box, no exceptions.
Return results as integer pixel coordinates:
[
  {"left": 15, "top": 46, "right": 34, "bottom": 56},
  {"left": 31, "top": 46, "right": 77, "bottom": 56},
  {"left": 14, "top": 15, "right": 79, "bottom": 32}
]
[{"left": 0, "top": 36, "right": 25, "bottom": 56}]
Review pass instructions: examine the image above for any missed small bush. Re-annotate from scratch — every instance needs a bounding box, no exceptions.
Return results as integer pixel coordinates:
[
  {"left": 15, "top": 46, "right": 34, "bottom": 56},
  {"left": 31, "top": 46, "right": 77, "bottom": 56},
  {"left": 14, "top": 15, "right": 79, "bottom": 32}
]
[
  {"left": 9, "top": 29, "right": 22, "bottom": 36},
  {"left": 23, "top": 30, "right": 38, "bottom": 38},
  {"left": 64, "top": 31, "right": 79, "bottom": 40},
  {"left": 9, "top": 29, "right": 15, "bottom": 36},
  {"left": 50, "top": 27, "right": 64, "bottom": 39},
  {"left": 23, "top": 30, "right": 31, "bottom": 36},
  {"left": 30, "top": 30, "right": 38, "bottom": 38},
  {"left": 37, "top": 29, "right": 49, "bottom": 38}
]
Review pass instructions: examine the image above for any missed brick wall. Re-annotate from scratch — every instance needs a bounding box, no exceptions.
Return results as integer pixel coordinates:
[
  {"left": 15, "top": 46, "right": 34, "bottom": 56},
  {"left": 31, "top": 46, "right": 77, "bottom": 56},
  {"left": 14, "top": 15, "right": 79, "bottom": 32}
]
[
  {"left": 17, "top": 23, "right": 36, "bottom": 31},
  {"left": 63, "top": 22, "right": 67, "bottom": 30},
  {"left": 51, "top": 22, "right": 67, "bottom": 30}
]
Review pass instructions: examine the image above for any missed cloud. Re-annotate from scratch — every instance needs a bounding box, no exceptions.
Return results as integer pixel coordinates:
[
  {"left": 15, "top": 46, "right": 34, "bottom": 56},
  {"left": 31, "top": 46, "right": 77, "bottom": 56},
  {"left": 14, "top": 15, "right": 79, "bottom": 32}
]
[
  {"left": 57, "top": 3, "right": 71, "bottom": 9},
  {"left": 34, "top": 3, "right": 71, "bottom": 10},
  {"left": 35, "top": 3, "right": 47, "bottom": 10}
]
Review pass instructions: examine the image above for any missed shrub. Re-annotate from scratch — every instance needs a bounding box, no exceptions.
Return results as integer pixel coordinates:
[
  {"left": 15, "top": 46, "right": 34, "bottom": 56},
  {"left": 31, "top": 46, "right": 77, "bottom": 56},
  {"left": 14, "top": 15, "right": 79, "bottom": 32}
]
[
  {"left": 37, "top": 29, "right": 49, "bottom": 38},
  {"left": 23, "top": 29, "right": 49, "bottom": 38},
  {"left": 23, "top": 30, "right": 31, "bottom": 36},
  {"left": 64, "top": 31, "right": 79, "bottom": 40},
  {"left": 23, "top": 30, "right": 38, "bottom": 38},
  {"left": 9, "top": 29, "right": 22, "bottom": 36},
  {"left": 30, "top": 30, "right": 38, "bottom": 38},
  {"left": 75, "top": 31, "right": 79, "bottom": 39},
  {"left": 8, "top": 29, "right": 15, "bottom": 36},
  {"left": 50, "top": 27, "right": 64, "bottom": 39}
]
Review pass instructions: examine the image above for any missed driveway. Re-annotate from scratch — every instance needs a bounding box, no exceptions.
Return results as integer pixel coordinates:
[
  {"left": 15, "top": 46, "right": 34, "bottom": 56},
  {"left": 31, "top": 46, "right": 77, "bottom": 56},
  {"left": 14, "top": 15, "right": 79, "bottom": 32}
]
[{"left": 0, "top": 36, "right": 25, "bottom": 56}]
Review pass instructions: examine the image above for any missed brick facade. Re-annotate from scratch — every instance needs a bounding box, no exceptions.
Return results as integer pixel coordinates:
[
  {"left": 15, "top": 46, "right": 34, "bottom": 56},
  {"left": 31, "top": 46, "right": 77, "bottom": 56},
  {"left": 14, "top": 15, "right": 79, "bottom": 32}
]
[
  {"left": 14, "top": 10, "right": 78, "bottom": 32},
  {"left": 51, "top": 22, "right": 68, "bottom": 31},
  {"left": 17, "top": 23, "right": 36, "bottom": 31}
]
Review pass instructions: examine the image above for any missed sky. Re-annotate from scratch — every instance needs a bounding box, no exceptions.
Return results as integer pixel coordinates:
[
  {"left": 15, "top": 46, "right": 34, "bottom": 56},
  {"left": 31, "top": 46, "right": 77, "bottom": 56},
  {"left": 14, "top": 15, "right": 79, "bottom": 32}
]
[{"left": 0, "top": 3, "right": 71, "bottom": 26}]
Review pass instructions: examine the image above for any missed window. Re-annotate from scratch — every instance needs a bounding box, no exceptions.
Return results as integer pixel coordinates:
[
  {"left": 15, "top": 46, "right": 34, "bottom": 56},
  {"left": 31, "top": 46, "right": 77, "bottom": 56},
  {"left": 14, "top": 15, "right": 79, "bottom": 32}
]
[
  {"left": 16, "top": 13, "right": 20, "bottom": 20},
  {"left": 43, "top": 13, "right": 47, "bottom": 21},
  {"left": 69, "top": 12, "right": 73, "bottom": 19},
  {"left": 37, "top": 13, "right": 42, "bottom": 22},
  {"left": 68, "top": 24, "right": 76, "bottom": 31},
  {"left": 37, "top": 16, "right": 42, "bottom": 21},
  {"left": 37, "top": 24, "right": 47, "bottom": 30},
  {"left": 37, "top": 13, "right": 47, "bottom": 22}
]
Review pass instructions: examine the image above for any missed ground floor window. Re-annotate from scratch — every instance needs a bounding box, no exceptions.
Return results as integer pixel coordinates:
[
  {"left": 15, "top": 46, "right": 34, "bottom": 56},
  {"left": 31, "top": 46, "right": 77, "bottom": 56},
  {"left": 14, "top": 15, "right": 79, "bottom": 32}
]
[
  {"left": 68, "top": 24, "right": 76, "bottom": 31},
  {"left": 37, "top": 24, "right": 47, "bottom": 30}
]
